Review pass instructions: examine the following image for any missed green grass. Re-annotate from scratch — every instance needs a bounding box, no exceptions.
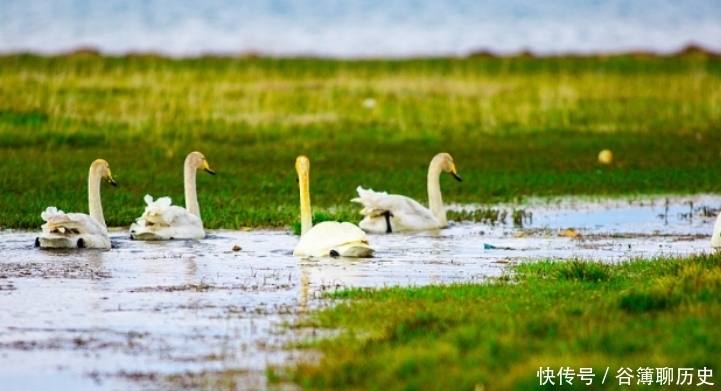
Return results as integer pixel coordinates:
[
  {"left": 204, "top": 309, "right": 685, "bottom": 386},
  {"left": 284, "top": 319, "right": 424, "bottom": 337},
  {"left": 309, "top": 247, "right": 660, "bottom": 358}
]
[
  {"left": 276, "top": 253, "right": 721, "bottom": 390},
  {"left": 1, "top": 53, "right": 720, "bottom": 230}
]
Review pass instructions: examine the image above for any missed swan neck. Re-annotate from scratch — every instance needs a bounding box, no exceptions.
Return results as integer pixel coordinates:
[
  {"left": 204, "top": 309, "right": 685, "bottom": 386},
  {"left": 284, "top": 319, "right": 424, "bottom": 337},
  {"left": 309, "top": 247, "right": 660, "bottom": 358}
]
[
  {"left": 427, "top": 160, "right": 447, "bottom": 226},
  {"left": 184, "top": 161, "right": 200, "bottom": 218},
  {"left": 298, "top": 170, "right": 313, "bottom": 236},
  {"left": 88, "top": 166, "right": 105, "bottom": 228}
]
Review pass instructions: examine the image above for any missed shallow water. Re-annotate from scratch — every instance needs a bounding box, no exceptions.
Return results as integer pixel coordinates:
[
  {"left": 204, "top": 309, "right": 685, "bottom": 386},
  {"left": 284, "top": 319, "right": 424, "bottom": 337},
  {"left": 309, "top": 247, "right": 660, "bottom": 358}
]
[{"left": 0, "top": 195, "right": 718, "bottom": 390}]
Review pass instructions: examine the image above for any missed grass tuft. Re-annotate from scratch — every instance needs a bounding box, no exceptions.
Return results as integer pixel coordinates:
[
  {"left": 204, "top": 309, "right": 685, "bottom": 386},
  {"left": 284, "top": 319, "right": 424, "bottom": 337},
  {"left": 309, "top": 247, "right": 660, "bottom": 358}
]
[{"left": 553, "top": 259, "right": 614, "bottom": 282}]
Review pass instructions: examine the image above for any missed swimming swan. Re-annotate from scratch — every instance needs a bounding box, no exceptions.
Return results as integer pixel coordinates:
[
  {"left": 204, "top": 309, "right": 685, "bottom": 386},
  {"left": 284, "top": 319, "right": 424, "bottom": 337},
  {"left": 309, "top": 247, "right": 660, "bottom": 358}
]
[
  {"left": 712, "top": 212, "right": 721, "bottom": 249},
  {"left": 292, "top": 155, "right": 374, "bottom": 258},
  {"left": 130, "top": 151, "right": 215, "bottom": 240},
  {"left": 352, "top": 152, "right": 461, "bottom": 233},
  {"left": 36, "top": 159, "right": 117, "bottom": 249}
]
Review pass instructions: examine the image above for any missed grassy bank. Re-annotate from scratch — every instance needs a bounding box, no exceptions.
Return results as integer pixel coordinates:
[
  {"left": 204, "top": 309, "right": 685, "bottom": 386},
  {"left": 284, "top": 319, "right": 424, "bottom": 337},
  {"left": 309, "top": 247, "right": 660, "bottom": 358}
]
[
  {"left": 1, "top": 53, "right": 720, "bottom": 229},
  {"left": 276, "top": 252, "right": 721, "bottom": 390}
]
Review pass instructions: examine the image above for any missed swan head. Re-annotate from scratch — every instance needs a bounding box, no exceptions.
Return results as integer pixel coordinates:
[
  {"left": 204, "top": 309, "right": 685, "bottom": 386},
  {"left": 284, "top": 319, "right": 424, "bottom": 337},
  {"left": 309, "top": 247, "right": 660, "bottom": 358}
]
[
  {"left": 434, "top": 153, "right": 462, "bottom": 182},
  {"left": 91, "top": 159, "right": 118, "bottom": 186},
  {"left": 186, "top": 152, "right": 215, "bottom": 175},
  {"left": 295, "top": 155, "right": 310, "bottom": 177}
]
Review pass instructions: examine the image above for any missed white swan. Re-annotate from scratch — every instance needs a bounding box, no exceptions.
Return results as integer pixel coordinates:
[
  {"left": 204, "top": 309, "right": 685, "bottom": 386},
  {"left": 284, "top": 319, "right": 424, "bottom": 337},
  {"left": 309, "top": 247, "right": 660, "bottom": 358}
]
[
  {"left": 130, "top": 151, "right": 215, "bottom": 240},
  {"left": 36, "top": 159, "right": 117, "bottom": 249},
  {"left": 293, "top": 155, "right": 374, "bottom": 258},
  {"left": 352, "top": 152, "right": 462, "bottom": 233},
  {"left": 712, "top": 212, "right": 721, "bottom": 249}
]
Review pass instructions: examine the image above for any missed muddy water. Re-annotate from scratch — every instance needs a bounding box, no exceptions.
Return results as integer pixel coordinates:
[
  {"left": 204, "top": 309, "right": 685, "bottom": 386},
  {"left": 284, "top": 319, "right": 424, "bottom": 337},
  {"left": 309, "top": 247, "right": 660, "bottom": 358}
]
[{"left": 0, "top": 195, "right": 719, "bottom": 390}]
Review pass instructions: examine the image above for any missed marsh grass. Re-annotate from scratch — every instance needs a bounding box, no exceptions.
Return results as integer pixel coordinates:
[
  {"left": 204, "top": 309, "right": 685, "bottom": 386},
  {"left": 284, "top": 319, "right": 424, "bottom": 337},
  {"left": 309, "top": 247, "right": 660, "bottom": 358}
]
[
  {"left": 1, "top": 54, "right": 720, "bottom": 229},
  {"left": 279, "top": 252, "right": 721, "bottom": 390},
  {"left": 447, "top": 208, "right": 532, "bottom": 226}
]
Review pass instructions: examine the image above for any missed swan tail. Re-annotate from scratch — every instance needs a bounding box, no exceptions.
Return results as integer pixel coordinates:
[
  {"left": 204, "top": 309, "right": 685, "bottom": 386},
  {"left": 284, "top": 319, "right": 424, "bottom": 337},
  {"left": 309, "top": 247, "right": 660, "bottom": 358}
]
[
  {"left": 38, "top": 233, "right": 109, "bottom": 249},
  {"left": 352, "top": 187, "right": 394, "bottom": 217},
  {"left": 130, "top": 230, "right": 167, "bottom": 241},
  {"left": 129, "top": 218, "right": 170, "bottom": 240},
  {"left": 335, "top": 244, "right": 375, "bottom": 258},
  {"left": 37, "top": 235, "right": 78, "bottom": 249},
  {"left": 328, "top": 241, "right": 376, "bottom": 258}
]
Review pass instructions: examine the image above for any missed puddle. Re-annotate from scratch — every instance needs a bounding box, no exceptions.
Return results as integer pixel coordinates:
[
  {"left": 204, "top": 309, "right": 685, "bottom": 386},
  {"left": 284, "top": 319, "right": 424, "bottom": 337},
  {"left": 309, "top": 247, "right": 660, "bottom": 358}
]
[{"left": 0, "top": 195, "right": 719, "bottom": 390}]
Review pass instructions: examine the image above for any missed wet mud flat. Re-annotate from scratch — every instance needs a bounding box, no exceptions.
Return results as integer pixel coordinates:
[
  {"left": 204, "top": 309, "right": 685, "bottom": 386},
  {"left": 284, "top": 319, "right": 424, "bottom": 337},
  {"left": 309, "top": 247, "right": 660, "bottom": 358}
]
[{"left": 0, "top": 195, "right": 719, "bottom": 390}]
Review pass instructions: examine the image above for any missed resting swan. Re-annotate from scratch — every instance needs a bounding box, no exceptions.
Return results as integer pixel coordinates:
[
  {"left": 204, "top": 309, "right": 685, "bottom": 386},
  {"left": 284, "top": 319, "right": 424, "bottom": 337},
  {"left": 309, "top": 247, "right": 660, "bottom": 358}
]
[
  {"left": 292, "top": 155, "right": 374, "bottom": 258},
  {"left": 712, "top": 212, "right": 721, "bottom": 249},
  {"left": 352, "top": 152, "right": 461, "bottom": 233},
  {"left": 130, "top": 151, "right": 215, "bottom": 240},
  {"left": 36, "top": 159, "right": 117, "bottom": 249}
]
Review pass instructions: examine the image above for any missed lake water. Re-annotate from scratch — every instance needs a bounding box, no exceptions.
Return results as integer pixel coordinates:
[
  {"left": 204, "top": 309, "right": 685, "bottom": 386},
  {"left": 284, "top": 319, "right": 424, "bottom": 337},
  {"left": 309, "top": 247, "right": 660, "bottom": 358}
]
[
  {"left": 1, "top": 0, "right": 720, "bottom": 57},
  {"left": 0, "top": 195, "right": 719, "bottom": 390}
]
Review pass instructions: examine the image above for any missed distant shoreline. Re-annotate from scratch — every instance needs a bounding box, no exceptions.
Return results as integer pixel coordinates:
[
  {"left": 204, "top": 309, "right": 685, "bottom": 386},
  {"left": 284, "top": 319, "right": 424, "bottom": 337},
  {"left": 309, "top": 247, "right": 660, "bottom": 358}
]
[{"left": 2, "top": 43, "right": 719, "bottom": 60}]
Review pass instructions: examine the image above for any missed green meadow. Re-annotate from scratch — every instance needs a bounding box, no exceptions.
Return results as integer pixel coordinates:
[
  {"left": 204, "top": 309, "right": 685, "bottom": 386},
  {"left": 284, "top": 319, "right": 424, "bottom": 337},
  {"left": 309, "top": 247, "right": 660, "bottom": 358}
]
[
  {"left": 2, "top": 53, "right": 721, "bottom": 390},
  {"left": 277, "top": 253, "right": 721, "bottom": 390},
  {"left": 1, "top": 52, "right": 720, "bottom": 229}
]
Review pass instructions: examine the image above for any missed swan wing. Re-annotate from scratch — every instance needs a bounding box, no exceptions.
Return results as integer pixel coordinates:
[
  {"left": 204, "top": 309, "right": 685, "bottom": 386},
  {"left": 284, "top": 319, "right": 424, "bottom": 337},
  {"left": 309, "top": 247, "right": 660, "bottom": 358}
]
[
  {"left": 131, "top": 197, "right": 205, "bottom": 240},
  {"left": 352, "top": 186, "right": 441, "bottom": 232},
  {"left": 41, "top": 207, "right": 106, "bottom": 234},
  {"left": 38, "top": 207, "right": 110, "bottom": 249},
  {"left": 293, "top": 221, "right": 374, "bottom": 258}
]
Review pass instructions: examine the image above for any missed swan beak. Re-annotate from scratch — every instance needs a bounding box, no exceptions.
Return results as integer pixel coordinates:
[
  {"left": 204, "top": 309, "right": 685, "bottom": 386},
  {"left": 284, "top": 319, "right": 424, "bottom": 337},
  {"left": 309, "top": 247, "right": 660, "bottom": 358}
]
[
  {"left": 106, "top": 170, "right": 118, "bottom": 187},
  {"left": 203, "top": 159, "right": 216, "bottom": 175},
  {"left": 450, "top": 165, "right": 462, "bottom": 182}
]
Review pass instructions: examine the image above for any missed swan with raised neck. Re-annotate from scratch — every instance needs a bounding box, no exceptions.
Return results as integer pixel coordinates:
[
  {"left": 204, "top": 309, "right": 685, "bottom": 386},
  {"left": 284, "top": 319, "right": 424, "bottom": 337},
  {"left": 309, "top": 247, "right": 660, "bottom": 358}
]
[
  {"left": 293, "top": 155, "right": 374, "bottom": 258},
  {"left": 352, "top": 152, "right": 461, "bottom": 233},
  {"left": 37, "top": 159, "right": 117, "bottom": 249},
  {"left": 129, "top": 151, "right": 215, "bottom": 241}
]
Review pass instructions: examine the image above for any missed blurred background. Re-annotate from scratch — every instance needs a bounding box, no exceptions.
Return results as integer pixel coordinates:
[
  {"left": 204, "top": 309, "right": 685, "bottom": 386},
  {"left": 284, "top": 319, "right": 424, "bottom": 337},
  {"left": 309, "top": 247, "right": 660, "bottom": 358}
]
[{"left": 1, "top": 0, "right": 720, "bottom": 57}]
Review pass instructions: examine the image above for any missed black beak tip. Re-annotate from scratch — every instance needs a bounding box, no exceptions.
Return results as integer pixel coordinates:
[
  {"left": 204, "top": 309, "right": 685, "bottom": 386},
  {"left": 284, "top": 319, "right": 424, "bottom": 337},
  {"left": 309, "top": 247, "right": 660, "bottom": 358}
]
[
  {"left": 453, "top": 173, "right": 462, "bottom": 182},
  {"left": 206, "top": 169, "right": 216, "bottom": 175},
  {"left": 109, "top": 180, "right": 118, "bottom": 187}
]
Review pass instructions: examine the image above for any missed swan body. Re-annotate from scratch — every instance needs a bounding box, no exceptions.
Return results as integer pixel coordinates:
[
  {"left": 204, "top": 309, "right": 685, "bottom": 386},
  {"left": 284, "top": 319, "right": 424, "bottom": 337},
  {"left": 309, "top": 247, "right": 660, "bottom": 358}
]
[
  {"left": 37, "top": 159, "right": 117, "bottom": 249},
  {"left": 352, "top": 152, "right": 461, "bottom": 233},
  {"left": 294, "top": 221, "right": 374, "bottom": 258},
  {"left": 712, "top": 212, "right": 721, "bottom": 249},
  {"left": 292, "top": 155, "right": 374, "bottom": 258},
  {"left": 130, "top": 152, "right": 215, "bottom": 240}
]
